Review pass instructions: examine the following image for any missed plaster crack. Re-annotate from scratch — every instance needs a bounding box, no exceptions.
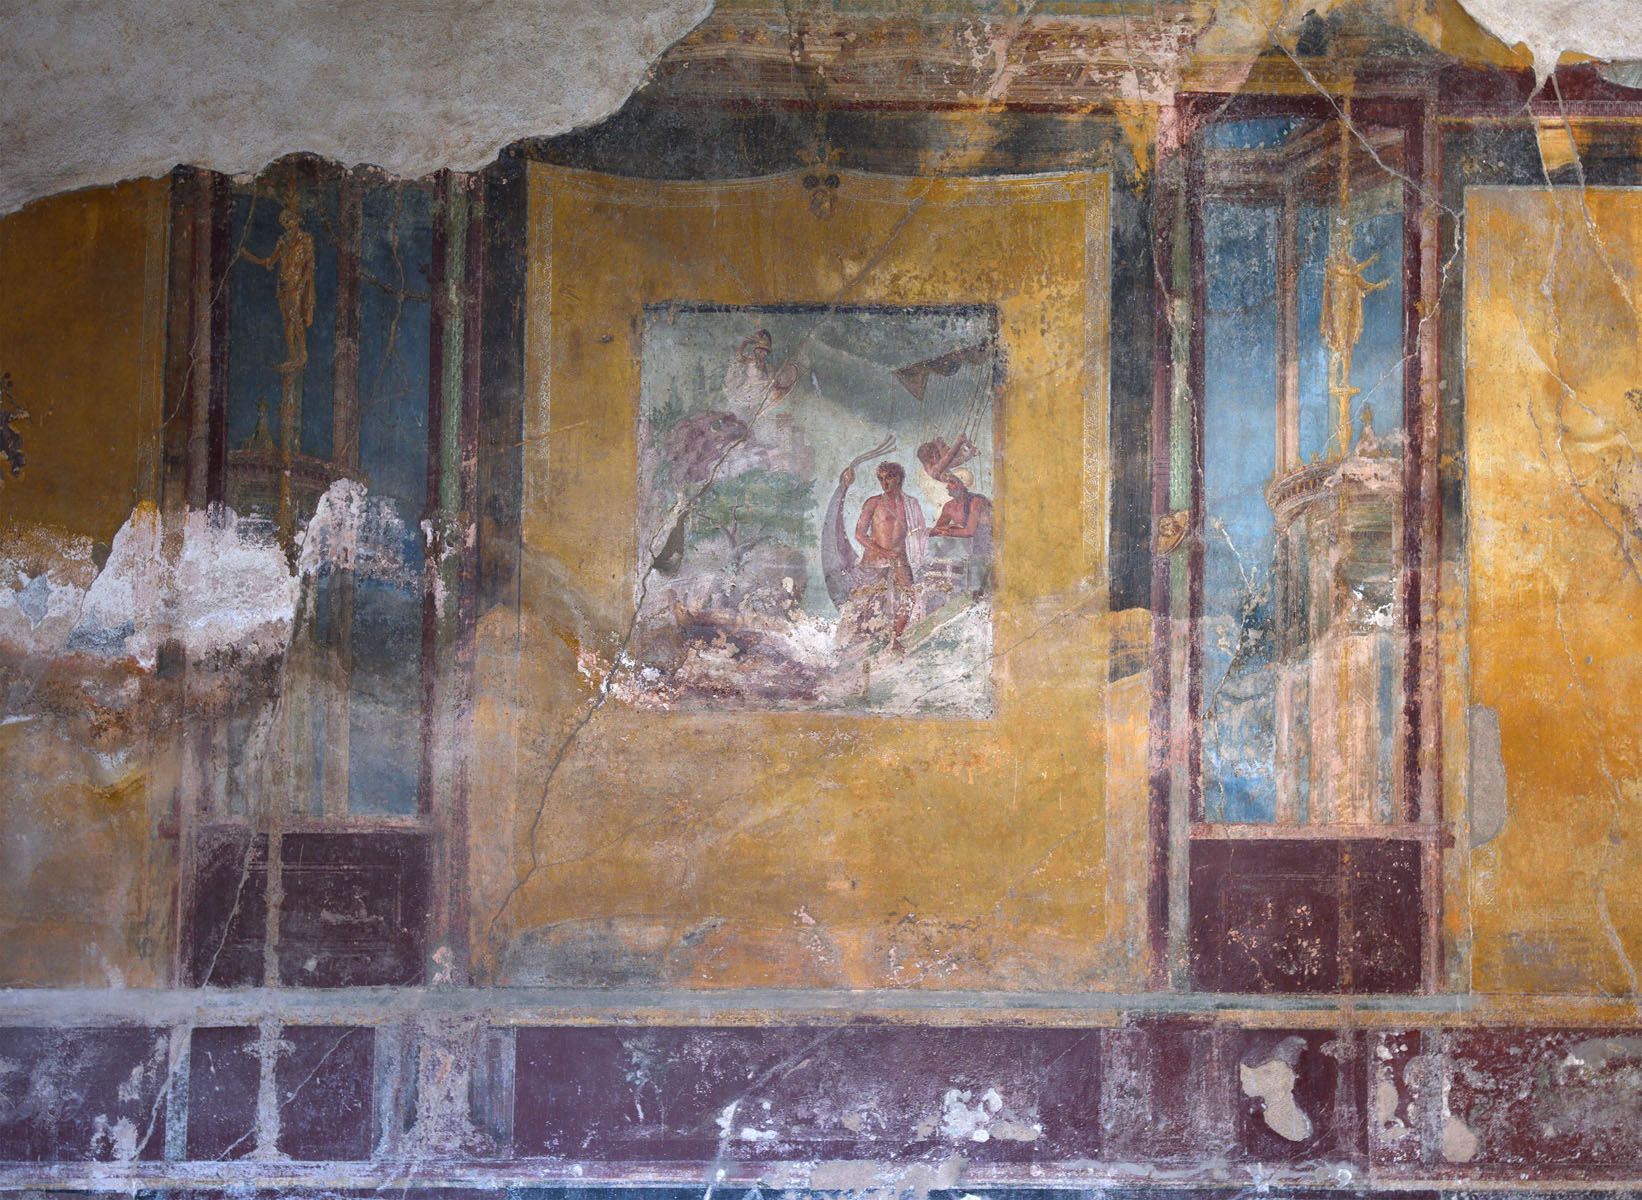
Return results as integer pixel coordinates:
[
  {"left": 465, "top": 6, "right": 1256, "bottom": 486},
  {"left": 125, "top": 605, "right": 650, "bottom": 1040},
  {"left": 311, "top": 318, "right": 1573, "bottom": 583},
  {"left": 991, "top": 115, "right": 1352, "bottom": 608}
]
[{"left": 483, "top": 188, "right": 934, "bottom": 963}]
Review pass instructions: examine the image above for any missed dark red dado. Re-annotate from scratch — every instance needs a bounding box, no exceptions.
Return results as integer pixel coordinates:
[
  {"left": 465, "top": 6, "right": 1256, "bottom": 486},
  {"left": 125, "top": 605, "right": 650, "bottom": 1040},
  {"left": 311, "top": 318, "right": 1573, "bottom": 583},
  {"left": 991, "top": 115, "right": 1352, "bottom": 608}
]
[
  {"left": 513, "top": 1025, "right": 1101, "bottom": 1163},
  {"left": 0, "top": 1018, "right": 1638, "bottom": 1188}
]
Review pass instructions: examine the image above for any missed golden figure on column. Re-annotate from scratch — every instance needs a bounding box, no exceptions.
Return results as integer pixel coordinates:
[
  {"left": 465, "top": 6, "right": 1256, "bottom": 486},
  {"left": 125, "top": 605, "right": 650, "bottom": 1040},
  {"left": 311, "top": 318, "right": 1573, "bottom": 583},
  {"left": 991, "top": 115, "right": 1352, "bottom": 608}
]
[
  {"left": 242, "top": 200, "right": 317, "bottom": 371},
  {"left": 239, "top": 197, "right": 318, "bottom": 559},
  {"left": 1319, "top": 99, "right": 1390, "bottom": 459}
]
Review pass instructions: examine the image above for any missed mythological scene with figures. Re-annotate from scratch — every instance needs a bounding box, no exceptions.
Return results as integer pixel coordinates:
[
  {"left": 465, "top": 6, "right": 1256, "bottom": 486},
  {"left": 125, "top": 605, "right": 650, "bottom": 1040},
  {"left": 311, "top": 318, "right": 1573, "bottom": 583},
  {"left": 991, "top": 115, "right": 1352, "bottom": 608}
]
[{"left": 632, "top": 305, "right": 998, "bottom": 716}]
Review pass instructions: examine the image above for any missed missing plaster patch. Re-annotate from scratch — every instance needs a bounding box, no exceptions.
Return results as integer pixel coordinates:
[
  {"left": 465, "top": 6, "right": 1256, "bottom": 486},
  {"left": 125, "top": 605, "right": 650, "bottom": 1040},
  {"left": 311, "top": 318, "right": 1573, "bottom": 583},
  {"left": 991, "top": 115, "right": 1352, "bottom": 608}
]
[
  {"left": 0, "top": 0, "right": 714, "bottom": 213},
  {"left": 1564, "top": 1035, "right": 1642, "bottom": 1072},
  {"left": 1442, "top": 1112, "right": 1479, "bottom": 1162},
  {"left": 1373, "top": 1072, "right": 1406, "bottom": 1135},
  {"left": 1457, "top": 0, "right": 1642, "bottom": 83},
  {"left": 1468, "top": 703, "right": 1508, "bottom": 847},
  {"left": 1240, "top": 1035, "right": 1313, "bottom": 1143},
  {"left": 809, "top": 1154, "right": 966, "bottom": 1198}
]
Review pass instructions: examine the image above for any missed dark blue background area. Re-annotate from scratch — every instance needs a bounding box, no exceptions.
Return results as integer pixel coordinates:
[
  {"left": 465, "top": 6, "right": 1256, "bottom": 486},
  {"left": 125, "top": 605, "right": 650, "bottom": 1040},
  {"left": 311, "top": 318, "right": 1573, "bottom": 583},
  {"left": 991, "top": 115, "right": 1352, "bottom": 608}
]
[
  {"left": 358, "top": 185, "right": 433, "bottom": 527},
  {"left": 1204, "top": 117, "right": 1307, "bottom": 150},
  {"left": 223, "top": 180, "right": 435, "bottom": 818},
  {"left": 227, "top": 190, "right": 338, "bottom": 460},
  {"left": 349, "top": 184, "right": 434, "bottom": 817}
]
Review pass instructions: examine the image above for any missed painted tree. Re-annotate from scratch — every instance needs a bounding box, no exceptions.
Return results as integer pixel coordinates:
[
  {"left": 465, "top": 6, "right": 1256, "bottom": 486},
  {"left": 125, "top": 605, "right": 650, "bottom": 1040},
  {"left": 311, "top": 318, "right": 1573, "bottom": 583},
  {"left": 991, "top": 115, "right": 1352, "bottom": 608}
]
[{"left": 689, "top": 468, "right": 813, "bottom": 572}]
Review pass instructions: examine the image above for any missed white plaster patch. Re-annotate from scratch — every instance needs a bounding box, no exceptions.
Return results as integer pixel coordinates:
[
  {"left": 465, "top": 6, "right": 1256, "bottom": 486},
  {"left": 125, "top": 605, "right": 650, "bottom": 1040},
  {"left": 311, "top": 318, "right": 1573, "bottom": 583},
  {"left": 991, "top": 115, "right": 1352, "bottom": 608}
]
[
  {"left": 0, "top": 481, "right": 414, "bottom": 674},
  {"left": 937, "top": 1086, "right": 1039, "bottom": 1144},
  {"left": 167, "top": 508, "right": 299, "bottom": 664},
  {"left": 89, "top": 1114, "right": 140, "bottom": 1162},
  {"left": 302, "top": 480, "right": 416, "bottom": 586},
  {"left": 0, "top": 565, "right": 91, "bottom": 661},
  {"left": 9, "top": 503, "right": 295, "bottom": 668},
  {"left": 714, "top": 1099, "right": 740, "bottom": 1139}
]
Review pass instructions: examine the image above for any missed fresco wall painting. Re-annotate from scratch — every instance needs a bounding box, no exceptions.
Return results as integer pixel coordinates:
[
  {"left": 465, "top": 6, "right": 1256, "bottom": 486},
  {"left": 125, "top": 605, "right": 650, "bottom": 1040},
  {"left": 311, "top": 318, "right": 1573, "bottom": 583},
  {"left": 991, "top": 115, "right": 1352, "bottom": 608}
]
[
  {"left": 633, "top": 304, "right": 998, "bottom": 716},
  {"left": 7, "top": 3, "right": 1642, "bottom": 1195},
  {"left": 495, "top": 164, "right": 1115, "bottom": 990}
]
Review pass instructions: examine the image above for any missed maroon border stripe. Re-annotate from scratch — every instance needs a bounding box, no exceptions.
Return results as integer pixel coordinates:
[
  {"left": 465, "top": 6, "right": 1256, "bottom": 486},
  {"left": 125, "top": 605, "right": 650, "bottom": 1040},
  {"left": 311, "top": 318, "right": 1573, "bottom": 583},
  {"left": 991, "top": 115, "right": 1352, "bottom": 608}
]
[
  {"left": 1146, "top": 166, "right": 1178, "bottom": 988},
  {"left": 205, "top": 173, "right": 232, "bottom": 508},
  {"left": 1185, "top": 145, "right": 1207, "bottom": 829},
  {"left": 420, "top": 173, "right": 449, "bottom": 823},
  {"left": 449, "top": 173, "right": 487, "bottom": 980},
  {"left": 1401, "top": 103, "right": 1426, "bottom": 830}
]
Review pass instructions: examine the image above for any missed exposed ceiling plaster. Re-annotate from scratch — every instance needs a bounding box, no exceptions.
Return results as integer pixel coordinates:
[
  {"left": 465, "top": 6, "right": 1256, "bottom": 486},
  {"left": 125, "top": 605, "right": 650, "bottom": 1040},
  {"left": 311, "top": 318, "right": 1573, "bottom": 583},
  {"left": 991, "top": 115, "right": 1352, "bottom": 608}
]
[
  {"left": 0, "top": 0, "right": 1638, "bottom": 216},
  {"left": 1454, "top": 0, "right": 1642, "bottom": 83},
  {"left": 0, "top": 0, "right": 713, "bottom": 214}
]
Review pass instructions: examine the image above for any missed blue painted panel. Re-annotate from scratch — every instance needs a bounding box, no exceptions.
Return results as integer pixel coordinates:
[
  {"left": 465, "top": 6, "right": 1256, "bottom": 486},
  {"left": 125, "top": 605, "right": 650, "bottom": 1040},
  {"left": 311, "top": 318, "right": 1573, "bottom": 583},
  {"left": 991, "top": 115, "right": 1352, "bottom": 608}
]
[{"left": 227, "top": 189, "right": 337, "bottom": 462}]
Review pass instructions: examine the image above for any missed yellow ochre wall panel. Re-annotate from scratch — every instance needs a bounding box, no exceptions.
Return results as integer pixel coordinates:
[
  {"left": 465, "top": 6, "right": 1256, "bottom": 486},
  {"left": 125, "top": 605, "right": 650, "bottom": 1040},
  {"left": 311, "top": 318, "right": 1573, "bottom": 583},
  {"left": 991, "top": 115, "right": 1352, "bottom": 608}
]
[
  {"left": 1466, "top": 186, "right": 1642, "bottom": 995},
  {"left": 0, "top": 179, "right": 172, "bottom": 986},
  {"left": 0, "top": 180, "right": 169, "bottom": 546},
  {"left": 472, "top": 166, "right": 1125, "bottom": 989}
]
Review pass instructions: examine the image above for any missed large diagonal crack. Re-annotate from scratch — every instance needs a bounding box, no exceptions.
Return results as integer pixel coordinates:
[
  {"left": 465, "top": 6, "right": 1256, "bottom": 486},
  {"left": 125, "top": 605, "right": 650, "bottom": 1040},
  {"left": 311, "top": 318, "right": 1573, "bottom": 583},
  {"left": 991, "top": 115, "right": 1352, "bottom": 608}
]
[
  {"left": 483, "top": 189, "right": 932, "bottom": 955},
  {"left": 697, "top": 1026, "right": 845, "bottom": 1200}
]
